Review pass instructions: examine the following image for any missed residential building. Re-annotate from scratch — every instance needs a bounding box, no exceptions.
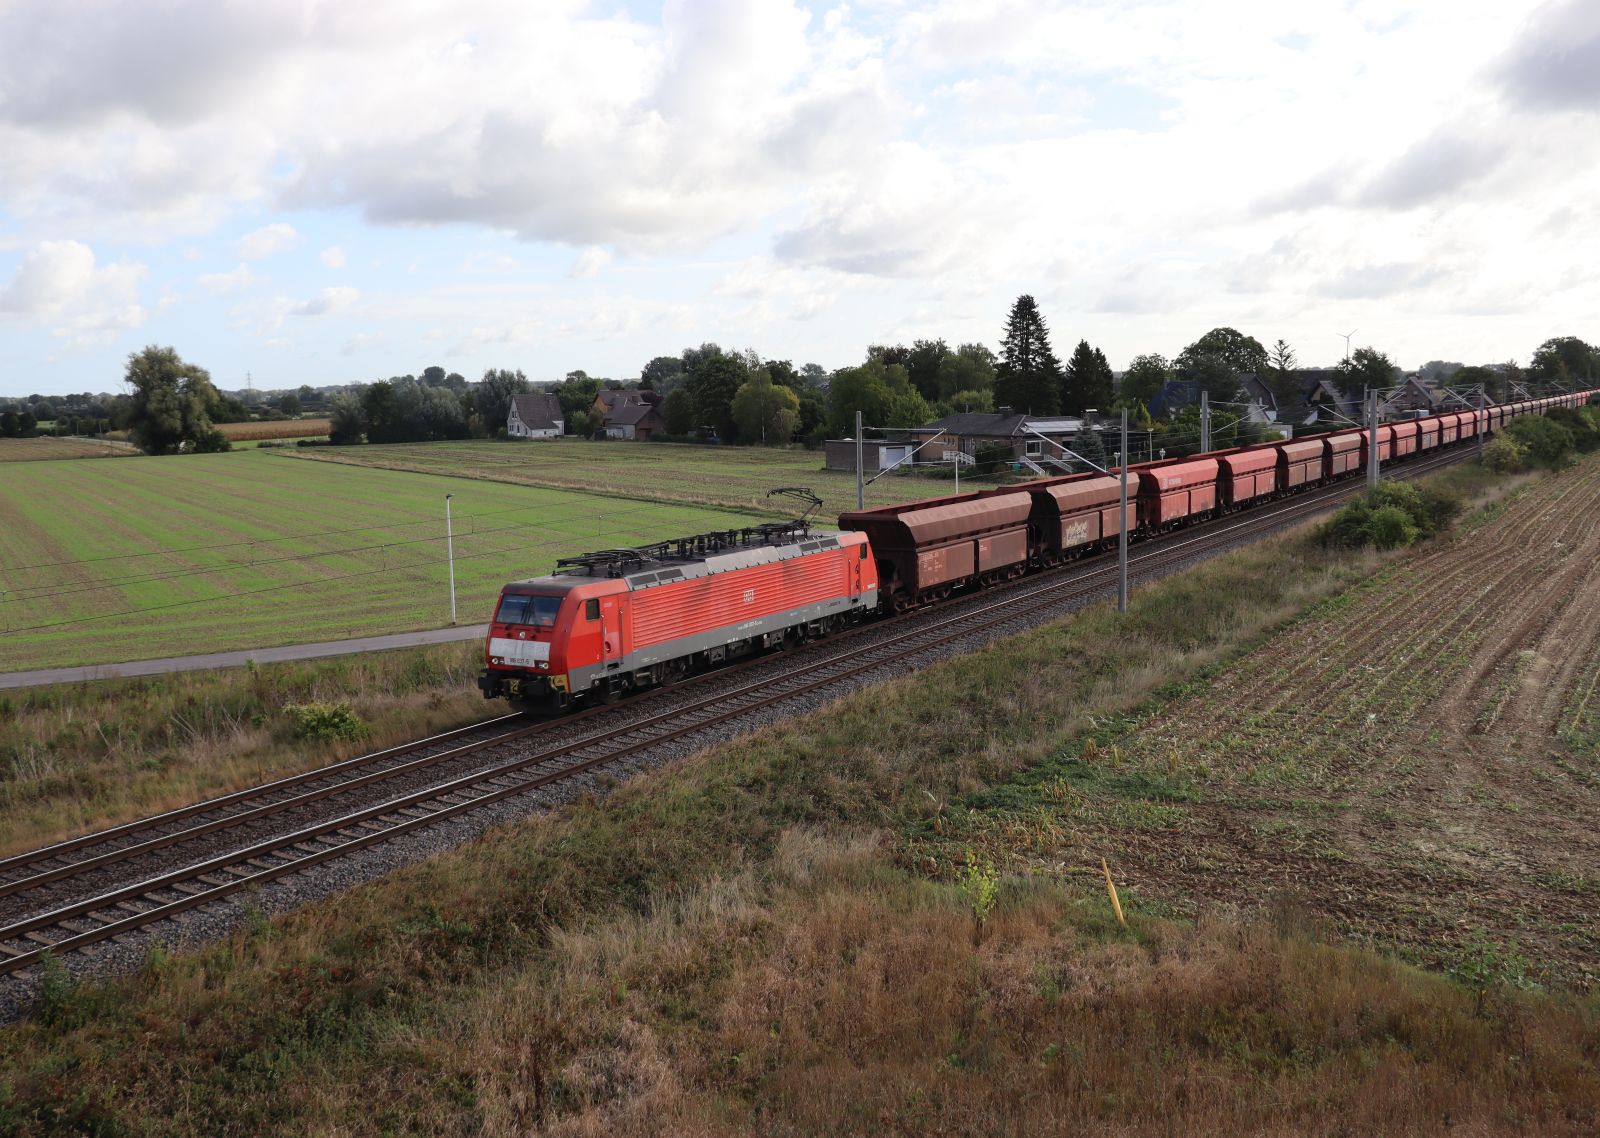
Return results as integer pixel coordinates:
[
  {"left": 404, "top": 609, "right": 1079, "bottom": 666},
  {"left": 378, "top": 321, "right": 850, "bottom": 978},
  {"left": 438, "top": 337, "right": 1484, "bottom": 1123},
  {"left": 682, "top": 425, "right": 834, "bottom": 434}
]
[
  {"left": 507, "top": 393, "right": 564, "bottom": 439},
  {"left": 600, "top": 400, "right": 665, "bottom": 441}
]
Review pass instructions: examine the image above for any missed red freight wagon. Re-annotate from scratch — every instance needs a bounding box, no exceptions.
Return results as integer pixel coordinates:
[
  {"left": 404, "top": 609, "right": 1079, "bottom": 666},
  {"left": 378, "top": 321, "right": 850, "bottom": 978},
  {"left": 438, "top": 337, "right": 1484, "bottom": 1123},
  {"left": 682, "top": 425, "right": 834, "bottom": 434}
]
[
  {"left": 840, "top": 488, "right": 1032, "bottom": 608},
  {"left": 479, "top": 524, "right": 878, "bottom": 709},
  {"left": 1360, "top": 424, "right": 1396, "bottom": 466},
  {"left": 1279, "top": 439, "right": 1324, "bottom": 488},
  {"left": 1438, "top": 413, "right": 1460, "bottom": 445},
  {"left": 1134, "top": 457, "right": 1220, "bottom": 529},
  {"left": 1460, "top": 410, "right": 1483, "bottom": 439},
  {"left": 1216, "top": 445, "right": 1280, "bottom": 508},
  {"left": 1324, "top": 430, "right": 1364, "bottom": 478},
  {"left": 1026, "top": 473, "right": 1134, "bottom": 563},
  {"left": 1390, "top": 420, "right": 1419, "bottom": 457},
  {"left": 1417, "top": 418, "right": 1441, "bottom": 450}
]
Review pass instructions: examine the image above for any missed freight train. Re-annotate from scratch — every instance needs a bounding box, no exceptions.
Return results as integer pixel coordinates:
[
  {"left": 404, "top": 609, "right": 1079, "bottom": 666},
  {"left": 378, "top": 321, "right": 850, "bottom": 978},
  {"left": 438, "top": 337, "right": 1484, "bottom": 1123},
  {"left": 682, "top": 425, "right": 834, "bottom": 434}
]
[{"left": 479, "top": 392, "right": 1593, "bottom": 711}]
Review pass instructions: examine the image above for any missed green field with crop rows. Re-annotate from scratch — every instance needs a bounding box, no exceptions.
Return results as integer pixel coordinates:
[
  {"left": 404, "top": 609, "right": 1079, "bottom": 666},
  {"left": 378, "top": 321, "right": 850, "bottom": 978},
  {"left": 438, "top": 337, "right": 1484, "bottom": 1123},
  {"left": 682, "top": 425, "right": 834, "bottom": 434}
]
[{"left": 0, "top": 450, "right": 762, "bottom": 671}]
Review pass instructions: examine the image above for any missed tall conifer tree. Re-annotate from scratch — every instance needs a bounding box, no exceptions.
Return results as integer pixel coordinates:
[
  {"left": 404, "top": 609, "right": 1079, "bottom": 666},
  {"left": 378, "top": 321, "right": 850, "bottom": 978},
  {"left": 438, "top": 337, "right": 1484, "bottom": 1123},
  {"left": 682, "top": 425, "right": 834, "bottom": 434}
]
[
  {"left": 994, "top": 295, "right": 1062, "bottom": 415},
  {"left": 1062, "top": 339, "right": 1115, "bottom": 414}
]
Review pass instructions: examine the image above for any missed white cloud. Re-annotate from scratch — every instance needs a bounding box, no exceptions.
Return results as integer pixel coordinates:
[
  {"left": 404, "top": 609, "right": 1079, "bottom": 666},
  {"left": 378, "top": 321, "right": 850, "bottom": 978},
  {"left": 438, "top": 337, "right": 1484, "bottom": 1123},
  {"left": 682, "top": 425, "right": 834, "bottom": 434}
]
[
  {"left": 196, "top": 263, "right": 258, "bottom": 295},
  {"left": 234, "top": 223, "right": 299, "bottom": 261},
  {"left": 1, "top": 240, "right": 100, "bottom": 315},
  {"left": 291, "top": 286, "right": 360, "bottom": 316},
  {"left": 1, "top": 1, "right": 1597, "bottom": 388},
  {"left": 461, "top": 251, "right": 520, "bottom": 273},
  {"left": 0, "top": 239, "right": 147, "bottom": 347},
  {"left": 568, "top": 247, "right": 611, "bottom": 278}
]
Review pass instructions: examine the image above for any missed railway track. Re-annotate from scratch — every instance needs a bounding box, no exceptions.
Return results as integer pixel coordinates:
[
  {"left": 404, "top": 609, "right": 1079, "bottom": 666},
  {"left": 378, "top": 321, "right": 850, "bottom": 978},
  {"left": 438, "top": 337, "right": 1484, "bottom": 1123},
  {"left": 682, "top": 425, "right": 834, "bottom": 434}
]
[{"left": 0, "top": 445, "right": 1473, "bottom": 979}]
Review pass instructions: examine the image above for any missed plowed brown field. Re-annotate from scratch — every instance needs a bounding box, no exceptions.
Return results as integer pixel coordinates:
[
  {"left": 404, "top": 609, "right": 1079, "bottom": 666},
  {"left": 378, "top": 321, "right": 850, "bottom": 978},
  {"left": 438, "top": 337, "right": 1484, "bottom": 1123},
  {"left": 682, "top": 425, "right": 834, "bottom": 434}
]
[{"left": 1049, "top": 458, "right": 1600, "bottom": 985}]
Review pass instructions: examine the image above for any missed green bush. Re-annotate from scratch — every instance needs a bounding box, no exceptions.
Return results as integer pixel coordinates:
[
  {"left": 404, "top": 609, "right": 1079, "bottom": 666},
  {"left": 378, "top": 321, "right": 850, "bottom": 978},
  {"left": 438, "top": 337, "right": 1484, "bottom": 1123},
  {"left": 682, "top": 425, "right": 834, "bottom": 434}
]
[
  {"left": 1321, "top": 481, "right": 1461, "bottom": 550},
  {"left": 284, "top": 701, "right": 366, "bottom": 741},
  {"left": 1503, "top": 415, "right": 1575, "bottom": 468},
  {"left": 1546, "top": 407, "right": 1600, "bottom": 452},
  {"left": 1482, "top": 435, "right": 1527, "bottom": 474},
  {"left": 1366, "top": 505, "right": 1419, "bottom": 549}
]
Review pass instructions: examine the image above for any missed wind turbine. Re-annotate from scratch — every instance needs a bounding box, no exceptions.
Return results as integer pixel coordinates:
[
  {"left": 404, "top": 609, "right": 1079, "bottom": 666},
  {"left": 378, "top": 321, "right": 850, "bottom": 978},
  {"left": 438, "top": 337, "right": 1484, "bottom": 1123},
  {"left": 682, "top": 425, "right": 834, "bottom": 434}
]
[{"left": 1338, "top": 329, "right": 1357, "bottom": 364}]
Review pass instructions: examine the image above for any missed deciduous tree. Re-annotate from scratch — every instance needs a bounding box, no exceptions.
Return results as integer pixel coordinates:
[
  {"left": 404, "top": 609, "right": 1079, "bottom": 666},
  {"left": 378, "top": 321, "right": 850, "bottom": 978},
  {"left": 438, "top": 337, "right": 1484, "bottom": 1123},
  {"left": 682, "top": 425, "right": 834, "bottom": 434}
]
[
  {"left": 687, "top": 353, "right": 747, "bottom": 441},
  {"left": 1120, "top": 354, "right": 1173, "bottom": 413},
  {"left": 329, "top": 392, "right": 365, "bottom": 444},
  {"left": 936, "top": 343, "right": 998, "bottom": 400},
  {"left": 1445, "top": 364, "right": 1504, "bottom": 403},
  {"left": 1529, "top": 336, "right": 1599, "bottom": 385},
  {"left": 1334, "top": 347, "right": 1399, "bottom": 400},
  {"left": 828, "top": 358, "right": 922, "bottom": 436},
  {"left": 906, "top": 339, "right": 950, "bottom": 401},
  {"left": 1175, "top": 327, "right": 1268, "bottom": 401},
  {"left": 639, "top": 355, "right": 684, "bottom": 392},
  {"left": 473, "top": 368, "right": 530, "bottom": 433},
  {"left": 731, "top": 370, "right": 801, "bottom": 445},
  {"left": 123, "top": 345, "right": 230, "bottom": 455}
]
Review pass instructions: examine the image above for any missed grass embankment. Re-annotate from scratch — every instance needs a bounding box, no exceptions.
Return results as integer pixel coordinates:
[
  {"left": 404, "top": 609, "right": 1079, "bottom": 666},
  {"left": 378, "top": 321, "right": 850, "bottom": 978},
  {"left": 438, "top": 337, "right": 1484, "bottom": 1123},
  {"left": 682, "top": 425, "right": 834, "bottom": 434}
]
[
  {"left": 0, "top": 450, "right": 761, "bottom": 672},
  {"left": 285, "top": 436, "right": 982, "bottom": 518},
  {"left": 0, "top": 438, "right": 130, "bottom": 462},
  {"left": 8, "top": 463, "right": 1596, "bottom": 1135},
  {"left": 0, "top": 643, "right": 484, "bottom": 856}
]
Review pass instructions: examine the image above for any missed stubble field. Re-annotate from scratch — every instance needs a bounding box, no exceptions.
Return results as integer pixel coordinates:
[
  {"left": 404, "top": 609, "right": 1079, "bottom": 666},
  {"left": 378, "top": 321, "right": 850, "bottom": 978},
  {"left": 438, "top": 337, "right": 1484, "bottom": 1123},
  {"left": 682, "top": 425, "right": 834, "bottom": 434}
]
[
  {"left": 929, "top": 455, "right": 1600, "bottom": 985},
  {"left": 0, "top": 449, "right": 759, "bottom": 672}
]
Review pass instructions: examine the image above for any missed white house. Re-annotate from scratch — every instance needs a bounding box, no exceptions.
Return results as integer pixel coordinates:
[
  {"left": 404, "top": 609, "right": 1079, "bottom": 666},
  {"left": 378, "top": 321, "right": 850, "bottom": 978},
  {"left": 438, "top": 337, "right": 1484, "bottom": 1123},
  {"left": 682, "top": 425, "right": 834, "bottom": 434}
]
[{"left": 507, "top": 393, "right": 564, "bottom": 439}]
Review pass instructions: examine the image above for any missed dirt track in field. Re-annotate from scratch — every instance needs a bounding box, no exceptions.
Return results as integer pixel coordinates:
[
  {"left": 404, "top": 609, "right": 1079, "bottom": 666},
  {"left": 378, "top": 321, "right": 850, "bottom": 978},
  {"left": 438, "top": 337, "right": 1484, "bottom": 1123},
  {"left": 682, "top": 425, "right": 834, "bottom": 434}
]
[{"left": 1089, "top": 459, "right": 1600, "bottom": 986}]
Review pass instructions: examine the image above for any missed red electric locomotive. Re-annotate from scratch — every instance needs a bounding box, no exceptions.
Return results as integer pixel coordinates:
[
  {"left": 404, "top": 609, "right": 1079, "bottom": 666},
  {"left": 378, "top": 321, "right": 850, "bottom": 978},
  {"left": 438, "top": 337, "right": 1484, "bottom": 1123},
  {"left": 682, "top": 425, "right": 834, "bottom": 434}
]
[{"left": 479, "top": 520, "right": 878, "bottom": 711}]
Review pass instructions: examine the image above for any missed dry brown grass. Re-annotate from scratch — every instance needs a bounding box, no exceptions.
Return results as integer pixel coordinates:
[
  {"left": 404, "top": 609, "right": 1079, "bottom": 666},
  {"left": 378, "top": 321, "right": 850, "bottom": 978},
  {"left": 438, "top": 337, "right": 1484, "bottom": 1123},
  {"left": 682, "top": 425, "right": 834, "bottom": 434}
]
[
  {"left": 447, "top": 832, "right": 1599, "bottom": 1138},
  {"left": 215, "top": 417, "right": 331, "bottom": 441}
]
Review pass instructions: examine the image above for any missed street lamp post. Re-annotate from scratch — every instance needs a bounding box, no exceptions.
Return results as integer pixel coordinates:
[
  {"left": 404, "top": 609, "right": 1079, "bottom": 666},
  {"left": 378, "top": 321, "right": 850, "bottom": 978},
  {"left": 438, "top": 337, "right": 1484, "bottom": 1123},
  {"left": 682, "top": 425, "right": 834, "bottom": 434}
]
[{"left": 444, "top": 494, "right": 458, "bottom": 626}]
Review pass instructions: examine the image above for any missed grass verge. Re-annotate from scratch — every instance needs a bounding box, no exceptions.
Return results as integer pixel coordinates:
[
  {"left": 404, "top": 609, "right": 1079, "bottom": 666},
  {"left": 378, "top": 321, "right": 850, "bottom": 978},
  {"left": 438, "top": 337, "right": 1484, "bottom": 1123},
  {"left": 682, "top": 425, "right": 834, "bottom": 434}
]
[{"left": 0, "top": 643, "right": 485, "bottom": 856}]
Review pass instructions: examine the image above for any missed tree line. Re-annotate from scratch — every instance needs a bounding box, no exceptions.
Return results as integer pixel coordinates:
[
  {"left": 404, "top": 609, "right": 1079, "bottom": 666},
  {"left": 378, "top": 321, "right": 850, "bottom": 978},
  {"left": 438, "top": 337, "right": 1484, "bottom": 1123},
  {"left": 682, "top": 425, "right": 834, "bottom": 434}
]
[{"left": 99, "top": 312, "right": 1600, "bottom": 456}]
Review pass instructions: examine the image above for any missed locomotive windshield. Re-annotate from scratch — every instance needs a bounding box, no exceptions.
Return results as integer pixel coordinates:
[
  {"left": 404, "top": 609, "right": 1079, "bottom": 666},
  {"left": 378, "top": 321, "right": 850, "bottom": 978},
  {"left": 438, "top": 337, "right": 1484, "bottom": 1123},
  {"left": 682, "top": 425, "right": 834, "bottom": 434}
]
[{"left": 495, "top": 593, "right": 562, "bottom": 628}]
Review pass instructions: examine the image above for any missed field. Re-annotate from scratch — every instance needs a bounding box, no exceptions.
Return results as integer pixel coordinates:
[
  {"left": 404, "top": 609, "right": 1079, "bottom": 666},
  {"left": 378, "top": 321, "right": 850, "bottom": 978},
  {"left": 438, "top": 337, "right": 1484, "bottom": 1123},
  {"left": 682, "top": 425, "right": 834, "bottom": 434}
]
[
  {"left": 216, "top": 417, "right": 331, "bottom": 442},
  {"left": 926, "top": 455, "right": 1600, "bottom": 984},
  {"left": 6, "top": 459, "right": 1599, "bottom": 1134},
  {"left": 286, "top": 436, "right": 973, "bottom": 518},
  {"left": 0, "top": 437, "right": 131, "bottom": 462},
  {"left": 0, "top": 450, "right": 760, "bottom": 672}
]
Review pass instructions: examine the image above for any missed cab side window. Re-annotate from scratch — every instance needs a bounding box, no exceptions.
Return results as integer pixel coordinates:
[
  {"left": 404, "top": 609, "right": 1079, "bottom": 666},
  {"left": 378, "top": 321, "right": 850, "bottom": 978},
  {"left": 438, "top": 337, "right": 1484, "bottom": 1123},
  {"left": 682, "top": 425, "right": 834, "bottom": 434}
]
[{"left": 586, "top": 599, "right": 601, "bottom": 620}]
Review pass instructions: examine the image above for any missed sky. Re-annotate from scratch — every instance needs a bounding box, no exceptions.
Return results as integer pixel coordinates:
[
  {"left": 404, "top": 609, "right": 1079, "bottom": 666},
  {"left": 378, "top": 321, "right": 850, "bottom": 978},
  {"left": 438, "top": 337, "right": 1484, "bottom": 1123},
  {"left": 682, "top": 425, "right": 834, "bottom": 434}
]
[{"left": 0, "top": 0, "right": 1596, "bottom": 397}]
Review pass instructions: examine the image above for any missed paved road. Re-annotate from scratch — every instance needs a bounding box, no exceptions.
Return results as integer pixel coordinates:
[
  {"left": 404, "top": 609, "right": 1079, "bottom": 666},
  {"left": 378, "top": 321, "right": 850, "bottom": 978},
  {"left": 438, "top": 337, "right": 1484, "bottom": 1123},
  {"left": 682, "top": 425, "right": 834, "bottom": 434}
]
[{"left": 0, "top": 625, "right": 489, "bottom": 690}]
